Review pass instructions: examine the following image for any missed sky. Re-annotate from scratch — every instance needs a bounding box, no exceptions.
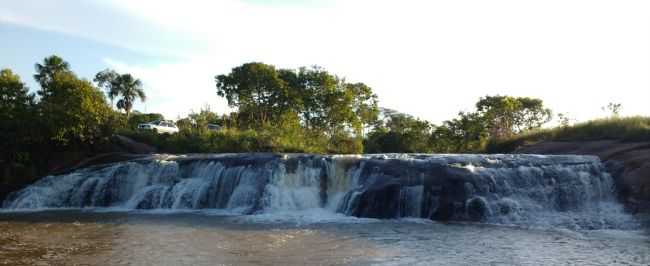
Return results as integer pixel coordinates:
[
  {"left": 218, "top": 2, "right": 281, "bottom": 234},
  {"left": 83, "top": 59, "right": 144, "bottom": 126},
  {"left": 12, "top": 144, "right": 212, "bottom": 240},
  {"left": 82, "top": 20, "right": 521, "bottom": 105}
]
[{"left": 1, "top": 0, "right": 649, "bottom": 124}]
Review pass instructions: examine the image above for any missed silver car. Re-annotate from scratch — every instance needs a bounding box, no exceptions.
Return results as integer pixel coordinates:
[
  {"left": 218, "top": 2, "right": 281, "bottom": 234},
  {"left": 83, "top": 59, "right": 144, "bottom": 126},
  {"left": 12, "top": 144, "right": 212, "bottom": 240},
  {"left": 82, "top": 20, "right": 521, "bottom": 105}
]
[{"left": 138, "top": 120, "right": 179, "bottom": 134}]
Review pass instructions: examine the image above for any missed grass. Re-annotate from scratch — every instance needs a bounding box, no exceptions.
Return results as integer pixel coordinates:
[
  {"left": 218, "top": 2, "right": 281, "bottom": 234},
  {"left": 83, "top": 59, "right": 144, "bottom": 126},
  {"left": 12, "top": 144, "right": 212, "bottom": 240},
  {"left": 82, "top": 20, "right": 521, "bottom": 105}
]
[{"left": 486, "top": 116, "right": 650, "bottom": 153}]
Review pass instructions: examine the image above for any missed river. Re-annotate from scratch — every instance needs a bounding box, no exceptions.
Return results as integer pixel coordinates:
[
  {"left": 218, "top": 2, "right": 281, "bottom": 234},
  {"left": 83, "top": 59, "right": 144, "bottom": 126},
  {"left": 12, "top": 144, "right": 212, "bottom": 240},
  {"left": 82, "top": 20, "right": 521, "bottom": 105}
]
[
  {"left": 1, "top": 210, "right": 649, "bottom": 265},
  {"left": 1, "top": 154, "right": 649, "bottom": 265}
]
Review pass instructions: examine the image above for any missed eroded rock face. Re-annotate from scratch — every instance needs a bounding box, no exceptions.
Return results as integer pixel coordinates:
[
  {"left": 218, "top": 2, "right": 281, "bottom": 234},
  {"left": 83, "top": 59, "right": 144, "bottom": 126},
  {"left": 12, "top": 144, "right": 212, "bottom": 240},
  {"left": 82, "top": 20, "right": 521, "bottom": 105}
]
[{"left": 2, "top": 153, "right": 634, "bottom": 229}]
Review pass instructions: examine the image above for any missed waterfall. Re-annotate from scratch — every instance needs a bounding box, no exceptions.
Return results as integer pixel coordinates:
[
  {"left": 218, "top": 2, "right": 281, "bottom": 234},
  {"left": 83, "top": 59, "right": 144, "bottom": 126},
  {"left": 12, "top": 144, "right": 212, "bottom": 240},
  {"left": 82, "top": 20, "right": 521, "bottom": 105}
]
[{"left": 1, "top": 153, "right": 634, "bottom": 229}]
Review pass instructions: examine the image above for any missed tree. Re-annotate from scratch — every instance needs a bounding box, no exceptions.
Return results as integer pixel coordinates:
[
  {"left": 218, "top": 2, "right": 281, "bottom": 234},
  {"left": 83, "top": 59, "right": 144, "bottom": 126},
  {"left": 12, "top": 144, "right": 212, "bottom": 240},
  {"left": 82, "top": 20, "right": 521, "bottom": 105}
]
[
  {"left": 557, "top": 112, "right": 572, "bottom": 128},
  {"left": 432, "top": 112, "right": 488, "bottom": 153},
  {"left": 215, "top": 63, "right": 379, "bottom": 153},
  {"left": 215, "top": 63, "right": 378, "bottom": 138},
  {"left": 516, "top": 97, "right": 553, "bottom": 131},
  {"left": 38, "top": 71, "right": 115, "bottom": 147},
  {"left": 216, "top": 63, "right": 292, "bottom": 127},
  {"left": 113, "top": 74, "right": 146, "bottom": 118},
  {"left": 288, "top": 66, "right": 337, "bottom": 131},
  {"left": 365, "top": 109, "right": 433, "bottom": 153},
  {"left": 94, "top": 69, "right": 120, "bottom": 107},
  {"left": 0, "top": 69, "right": 34, "bottom": 119},
  {"left": 345, "top": 82, "right": 379, "bottom": 136},
  {"left": 34, "top": 55, "right": 71, "bottom": 95},
  {"left": 93, "top": 69, "right": 146, "bottom": 117},
  {"left": 179, "top": 106, "right": 221, "bottom": 134},
  {"left": 602, "top": 102, "right": 622, "bottom": 117},
  {"left": 0, "top": 69, "right": 36, "bottom": 160},
  {"left": 475, "top": 95, "right": 551, "bottom": 138}
]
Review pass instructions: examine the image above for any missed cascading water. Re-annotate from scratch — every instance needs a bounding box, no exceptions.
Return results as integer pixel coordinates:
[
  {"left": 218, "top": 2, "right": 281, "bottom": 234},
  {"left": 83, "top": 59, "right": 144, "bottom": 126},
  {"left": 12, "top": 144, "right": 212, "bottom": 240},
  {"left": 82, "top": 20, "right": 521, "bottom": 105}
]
[{"left": 2, "top": 153, "right": 635, "bottom": 229}]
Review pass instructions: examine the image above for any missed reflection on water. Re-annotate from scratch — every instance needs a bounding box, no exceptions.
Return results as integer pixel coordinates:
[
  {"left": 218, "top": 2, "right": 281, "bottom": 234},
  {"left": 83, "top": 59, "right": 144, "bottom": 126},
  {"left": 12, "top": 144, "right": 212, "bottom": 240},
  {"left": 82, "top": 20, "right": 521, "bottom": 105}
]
[{"left": 1, "top": 210, "right": 649, "bottom": 265}]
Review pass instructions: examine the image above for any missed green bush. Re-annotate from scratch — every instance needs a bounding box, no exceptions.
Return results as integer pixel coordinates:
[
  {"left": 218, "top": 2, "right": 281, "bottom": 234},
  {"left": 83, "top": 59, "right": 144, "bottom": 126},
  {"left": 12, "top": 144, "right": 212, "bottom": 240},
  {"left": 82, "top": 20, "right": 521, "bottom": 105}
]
[{"left": 120, "top": 125, "right": 362, "bottom": 154}]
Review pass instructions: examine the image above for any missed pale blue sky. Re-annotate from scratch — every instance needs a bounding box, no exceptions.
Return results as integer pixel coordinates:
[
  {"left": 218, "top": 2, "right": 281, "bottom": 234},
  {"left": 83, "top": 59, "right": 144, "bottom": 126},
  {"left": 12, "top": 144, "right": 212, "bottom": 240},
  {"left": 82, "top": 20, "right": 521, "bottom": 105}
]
[
  {"left": 0, "top": 23, "right": 171, "bottom": 91},
  {"left": 1, "top": 0, "right": 649, "bottom": 122}
]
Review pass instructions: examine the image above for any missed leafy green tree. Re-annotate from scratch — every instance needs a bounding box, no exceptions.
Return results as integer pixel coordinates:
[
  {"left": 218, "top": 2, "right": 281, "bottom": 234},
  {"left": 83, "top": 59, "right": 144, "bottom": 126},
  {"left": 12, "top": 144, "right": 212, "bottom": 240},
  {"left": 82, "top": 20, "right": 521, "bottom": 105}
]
[
  {"left": 0, "top": 69, "right": 36, "bottom": 161},
  {"left": 0, "top": 69, "right": 34, "bottom": 119},
  {"left": 432, "top": 112, "right": 488, "bottom": 153},
  {"left": 322, "top": 84, "right": 356, "bottom": 135},
  {"left": 346, "top": 82, "right": 379, "bottom": 136},
  {"left": 429, "top": 96, "right": 550, "bottom": 152},
  {"left": 287, "top": 67, "right": 336, "bottom": 130},
  {"left": 517, "top": 97, "right": 553, "bottom": 131},
  {"left": 94, "top": 69, "right": 120, "bottom": 107},
  {"left": 216, "top": 63, "right": 293, "bottom": 127},
  {"left": 365, "top": 109, "right": 433, "bottom": 153},
  {"left": 216, "top": 64, "right": 378, "bottom": 131},
  {"left": 476, "top": 95, "right": 551, "bottom": 138},
  {"left": 38, "top": 71, "right": 115, "bottom": 147}
]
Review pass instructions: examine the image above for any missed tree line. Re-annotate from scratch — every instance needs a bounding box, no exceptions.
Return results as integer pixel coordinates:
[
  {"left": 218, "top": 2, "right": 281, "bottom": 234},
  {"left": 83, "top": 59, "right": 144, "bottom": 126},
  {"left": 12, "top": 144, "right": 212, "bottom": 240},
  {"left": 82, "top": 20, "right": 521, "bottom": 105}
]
[
  {"left": 211, "top": 62, "right": 552, "bottom": 154},
  {"left": 0, "top": 56, "right": 552, "bottom": 159},
  {"left": 1, "top": 55, "right": 556, "bottom": 187}
]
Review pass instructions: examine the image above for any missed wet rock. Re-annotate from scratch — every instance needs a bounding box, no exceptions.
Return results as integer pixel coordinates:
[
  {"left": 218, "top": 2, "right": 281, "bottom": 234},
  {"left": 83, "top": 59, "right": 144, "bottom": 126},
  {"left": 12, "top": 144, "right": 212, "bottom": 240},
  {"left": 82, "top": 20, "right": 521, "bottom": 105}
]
[{"left": 466, "top": 197, "right": 491, "bottom": 221}]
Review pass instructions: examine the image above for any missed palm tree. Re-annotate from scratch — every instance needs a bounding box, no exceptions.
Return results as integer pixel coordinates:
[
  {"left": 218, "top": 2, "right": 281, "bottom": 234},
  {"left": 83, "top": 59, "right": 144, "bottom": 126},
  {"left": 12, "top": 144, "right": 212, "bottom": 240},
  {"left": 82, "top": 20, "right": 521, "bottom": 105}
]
[
  {"left": 34, "top": 55, "right": 70, "bottom": 92},
  {"left": 114, "top": 74, "right": 146, "bottom": 118}
]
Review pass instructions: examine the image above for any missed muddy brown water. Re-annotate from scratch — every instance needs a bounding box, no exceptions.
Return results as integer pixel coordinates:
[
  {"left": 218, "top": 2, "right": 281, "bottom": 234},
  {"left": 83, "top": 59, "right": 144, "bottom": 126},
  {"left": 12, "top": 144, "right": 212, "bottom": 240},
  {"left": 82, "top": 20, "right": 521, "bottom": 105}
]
[{"left": 1, "top": 210, "right": 649, "bottom": 266}]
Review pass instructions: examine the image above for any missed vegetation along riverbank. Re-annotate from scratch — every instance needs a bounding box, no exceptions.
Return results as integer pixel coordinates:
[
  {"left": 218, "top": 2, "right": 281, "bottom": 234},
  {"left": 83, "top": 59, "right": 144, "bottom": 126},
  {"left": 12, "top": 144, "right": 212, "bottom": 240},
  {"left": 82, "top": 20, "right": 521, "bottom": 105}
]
[{"left": 1, "top": 56, "right": 649, "bottom": 204}]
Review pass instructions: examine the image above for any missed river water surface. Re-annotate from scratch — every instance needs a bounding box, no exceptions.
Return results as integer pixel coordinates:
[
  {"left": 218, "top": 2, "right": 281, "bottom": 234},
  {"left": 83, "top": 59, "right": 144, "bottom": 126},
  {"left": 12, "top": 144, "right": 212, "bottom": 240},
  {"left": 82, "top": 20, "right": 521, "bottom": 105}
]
[
  {"left": 3, "top": 154, "right": 650, "bottom": 265},
  {"left": 1, "top": 210, "right": 649, "bottom": 266}
]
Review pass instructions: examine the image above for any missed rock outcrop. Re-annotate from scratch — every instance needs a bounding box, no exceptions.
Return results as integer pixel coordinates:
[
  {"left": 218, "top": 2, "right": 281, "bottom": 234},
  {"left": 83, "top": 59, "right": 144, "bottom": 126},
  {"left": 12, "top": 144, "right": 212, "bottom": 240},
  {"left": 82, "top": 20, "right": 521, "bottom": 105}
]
[{"left": 3, "top": 153, "right": 633, "bottom": 229}]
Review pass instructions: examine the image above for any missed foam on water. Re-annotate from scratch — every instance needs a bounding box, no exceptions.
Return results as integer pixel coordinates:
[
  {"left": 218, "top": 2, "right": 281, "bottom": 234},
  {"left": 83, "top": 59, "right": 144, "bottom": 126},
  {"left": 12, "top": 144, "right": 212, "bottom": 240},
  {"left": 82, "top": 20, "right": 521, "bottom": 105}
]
[{"left": 238, "top": 208, "right": 381, "bottom": 225}]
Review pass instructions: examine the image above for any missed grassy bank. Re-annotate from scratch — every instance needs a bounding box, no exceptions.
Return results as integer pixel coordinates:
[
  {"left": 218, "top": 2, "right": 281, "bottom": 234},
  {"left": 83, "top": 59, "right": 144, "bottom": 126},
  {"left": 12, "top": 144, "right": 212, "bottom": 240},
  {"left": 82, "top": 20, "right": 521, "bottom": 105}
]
[{"left": 486, "top": 116, "right": 650, "bottom": 153}]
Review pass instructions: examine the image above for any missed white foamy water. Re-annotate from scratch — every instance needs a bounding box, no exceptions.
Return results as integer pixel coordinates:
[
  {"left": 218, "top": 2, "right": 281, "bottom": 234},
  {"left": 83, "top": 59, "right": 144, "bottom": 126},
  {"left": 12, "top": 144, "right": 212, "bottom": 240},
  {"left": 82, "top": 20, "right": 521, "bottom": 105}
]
[{"left": 1, "top": 154, "right": 639, "bottom": 230}]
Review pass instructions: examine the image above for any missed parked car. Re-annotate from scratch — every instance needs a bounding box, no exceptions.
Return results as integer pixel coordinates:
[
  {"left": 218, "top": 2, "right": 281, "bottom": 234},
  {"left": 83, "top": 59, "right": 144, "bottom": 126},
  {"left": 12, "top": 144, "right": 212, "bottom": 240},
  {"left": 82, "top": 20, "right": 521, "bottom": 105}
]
[
  {"left": 207, "top": 123, "right": 223, "bottom": 132},
  {"left": 138, "top": 120, "right": 179, "bottom": 134}
]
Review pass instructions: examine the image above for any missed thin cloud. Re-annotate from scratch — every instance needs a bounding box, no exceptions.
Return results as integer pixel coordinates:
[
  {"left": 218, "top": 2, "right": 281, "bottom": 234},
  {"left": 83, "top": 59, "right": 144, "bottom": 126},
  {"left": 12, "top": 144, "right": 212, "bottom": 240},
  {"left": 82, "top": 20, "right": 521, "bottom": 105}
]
[
  {"left": 0, "top": 0, "right": 195, "bottom": 59},
  {"left": 2, "top": 0, "right": 649, "bottom": 122}
]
